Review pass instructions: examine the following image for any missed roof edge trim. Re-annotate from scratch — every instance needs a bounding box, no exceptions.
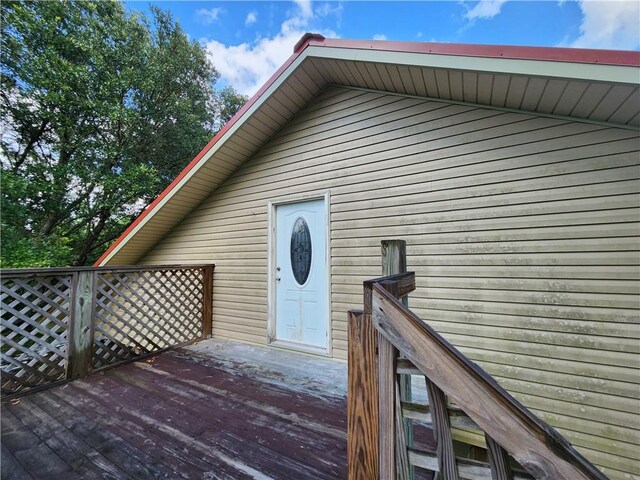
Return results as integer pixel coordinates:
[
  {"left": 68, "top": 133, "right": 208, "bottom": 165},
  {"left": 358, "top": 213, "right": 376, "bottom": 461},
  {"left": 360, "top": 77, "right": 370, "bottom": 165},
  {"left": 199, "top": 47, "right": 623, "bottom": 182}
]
[
  {"left": 308, "top": 45, "right": 640, "bottom": 85},
  {"left": 305, "top": 38, "right": 640, "bottom": 67},
  {"left": 294, "top": 33, "right": 326, "bottom": 53}
]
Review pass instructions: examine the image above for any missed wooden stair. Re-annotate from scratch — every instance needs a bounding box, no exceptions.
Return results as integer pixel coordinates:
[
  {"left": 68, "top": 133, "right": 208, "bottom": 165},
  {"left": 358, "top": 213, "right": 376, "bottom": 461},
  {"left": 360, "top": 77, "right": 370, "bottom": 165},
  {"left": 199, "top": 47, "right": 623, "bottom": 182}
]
[
  {"left": 347, "top": 271, "right": 608, "bottom": 480},
  {"left": 396, "top": 357, "right": 533, "bottom": 480}
]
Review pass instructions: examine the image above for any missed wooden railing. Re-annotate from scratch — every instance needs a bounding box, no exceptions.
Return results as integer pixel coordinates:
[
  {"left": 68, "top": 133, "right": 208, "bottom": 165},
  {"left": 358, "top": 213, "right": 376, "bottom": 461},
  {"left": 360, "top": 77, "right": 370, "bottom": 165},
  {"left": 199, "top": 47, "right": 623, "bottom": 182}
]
[
  {"left": 1, "top": 264, "right": 214, "bottom": 399},
  {"left": 348, "top": 271, "right": 607, "bottom": 480}
]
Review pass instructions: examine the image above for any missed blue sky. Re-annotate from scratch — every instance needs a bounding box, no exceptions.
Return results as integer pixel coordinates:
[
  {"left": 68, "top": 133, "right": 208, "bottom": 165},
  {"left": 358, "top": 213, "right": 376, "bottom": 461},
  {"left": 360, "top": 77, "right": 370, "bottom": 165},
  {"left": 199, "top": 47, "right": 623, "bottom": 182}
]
[{"left": 125, "top": 1, "right": 640, "bottom": 95}]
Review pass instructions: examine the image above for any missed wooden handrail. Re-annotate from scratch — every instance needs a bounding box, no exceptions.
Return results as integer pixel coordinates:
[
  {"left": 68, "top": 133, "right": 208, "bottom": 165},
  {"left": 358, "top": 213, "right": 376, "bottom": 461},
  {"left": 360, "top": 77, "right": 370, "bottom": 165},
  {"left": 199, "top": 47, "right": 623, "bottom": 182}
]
[
  {"left": 348, "top": 271, "right": 417, "bottom": 479},
  {"left": 363, "top": 271, "right": 416, "bottom": 299},
  {"left": 0, "top": 263, "right": 216, "bottom": 277},
  {"left": 348, "top": 272, "right": 606, "bottom": 480}
]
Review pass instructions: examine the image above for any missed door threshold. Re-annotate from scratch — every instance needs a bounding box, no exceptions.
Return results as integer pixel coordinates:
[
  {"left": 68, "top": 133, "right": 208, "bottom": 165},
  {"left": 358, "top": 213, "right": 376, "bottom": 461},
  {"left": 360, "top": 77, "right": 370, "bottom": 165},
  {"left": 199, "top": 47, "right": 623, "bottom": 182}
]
[{"left": 269, "top": 339, "right": 330, "bottom": 357}]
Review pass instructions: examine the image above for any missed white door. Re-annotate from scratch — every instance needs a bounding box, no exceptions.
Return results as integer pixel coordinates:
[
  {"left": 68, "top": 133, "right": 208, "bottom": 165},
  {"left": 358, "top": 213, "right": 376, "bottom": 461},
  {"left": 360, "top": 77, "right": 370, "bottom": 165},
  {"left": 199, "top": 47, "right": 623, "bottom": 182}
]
[{"left": 275, "top": 198, "right": 328, "bottom": 350}]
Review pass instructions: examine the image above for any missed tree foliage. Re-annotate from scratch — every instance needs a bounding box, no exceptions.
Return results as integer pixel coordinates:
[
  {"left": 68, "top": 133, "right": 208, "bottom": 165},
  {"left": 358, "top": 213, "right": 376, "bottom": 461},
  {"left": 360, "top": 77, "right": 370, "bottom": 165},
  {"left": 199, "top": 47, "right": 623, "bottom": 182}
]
[{"left": 1, "top": 0, "right": 247, "bottom": 267}]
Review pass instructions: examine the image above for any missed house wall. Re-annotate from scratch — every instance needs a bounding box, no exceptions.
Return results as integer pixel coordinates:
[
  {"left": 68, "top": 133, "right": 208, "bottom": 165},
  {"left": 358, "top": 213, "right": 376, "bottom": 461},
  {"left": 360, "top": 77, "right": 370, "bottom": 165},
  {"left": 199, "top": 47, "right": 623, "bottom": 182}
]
[{"left": 142, "top": 86, "right": 640, "bottom": 478}]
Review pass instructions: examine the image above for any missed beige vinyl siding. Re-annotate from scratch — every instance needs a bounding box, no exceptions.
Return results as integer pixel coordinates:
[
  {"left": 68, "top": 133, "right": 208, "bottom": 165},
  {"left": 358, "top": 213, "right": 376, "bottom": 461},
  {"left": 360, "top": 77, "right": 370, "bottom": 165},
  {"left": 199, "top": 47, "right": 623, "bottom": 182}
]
[{"left": 142, "top": 86, "right": 640, "bottom": 478}]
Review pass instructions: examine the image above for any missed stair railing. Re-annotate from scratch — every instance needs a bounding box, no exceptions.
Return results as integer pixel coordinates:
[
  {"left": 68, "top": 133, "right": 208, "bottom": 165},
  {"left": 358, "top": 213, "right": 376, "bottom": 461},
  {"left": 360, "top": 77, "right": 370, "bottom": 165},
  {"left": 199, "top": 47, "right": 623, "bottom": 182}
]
[{"left": 347, "top": 271, "right": 607, "bottom": 480}]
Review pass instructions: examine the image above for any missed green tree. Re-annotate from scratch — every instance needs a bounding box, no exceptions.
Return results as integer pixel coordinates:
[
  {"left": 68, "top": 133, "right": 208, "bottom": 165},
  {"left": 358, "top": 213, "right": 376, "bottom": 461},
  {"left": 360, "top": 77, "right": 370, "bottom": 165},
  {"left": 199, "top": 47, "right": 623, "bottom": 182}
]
[
  {"left": 1, "top": 0, "right": 246, "bottom": 267},
  {"left": 214, "top": 85, "right": 249, "bottom": 131}
]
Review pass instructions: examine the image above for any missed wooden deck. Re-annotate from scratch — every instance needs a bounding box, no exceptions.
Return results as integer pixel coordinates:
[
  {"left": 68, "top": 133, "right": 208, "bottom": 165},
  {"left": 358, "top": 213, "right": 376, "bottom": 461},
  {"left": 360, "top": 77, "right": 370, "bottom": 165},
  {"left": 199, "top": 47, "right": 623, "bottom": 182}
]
[{"left": 1, "top": 340, "right": 349, "bottom": 479}]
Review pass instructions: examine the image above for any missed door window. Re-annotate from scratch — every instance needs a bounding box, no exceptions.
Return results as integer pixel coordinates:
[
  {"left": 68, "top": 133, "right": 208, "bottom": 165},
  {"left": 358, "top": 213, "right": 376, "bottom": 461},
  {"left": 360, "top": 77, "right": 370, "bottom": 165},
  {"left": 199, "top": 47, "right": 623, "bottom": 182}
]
[{"left": 290, "top": 217, "right": 312, "bottom": 285}]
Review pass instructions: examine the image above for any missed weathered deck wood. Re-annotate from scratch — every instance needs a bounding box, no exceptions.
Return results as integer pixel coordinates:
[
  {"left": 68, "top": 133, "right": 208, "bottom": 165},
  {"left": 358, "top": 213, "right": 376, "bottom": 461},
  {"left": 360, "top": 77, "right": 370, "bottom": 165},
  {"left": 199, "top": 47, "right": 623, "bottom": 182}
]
[
  {"left": 1, "top": 409, "right": 82, "bottom": 479},
  {"left": 33, "top": 389, "right": 245, "bottom": 479},
  {"left": 347, "top": 309, "right": 378, "bottom": 479},
  {"left": 6, "top": 396, "right": 124, "bottom": 480},
  {"left": 381, "top": 239, "right": 413, "bottom": 471},
  {"left": 1, "top": 265, "right": 212, "bottom": 398},
  {"left": 486, "top": 434, "right": 514, "bottom": 480},
  {"left": 1, "top": 343, "right": 348, "bottom": 480},
  {"left": 0, "top": 443, "right": 35, "bottom": 480},
  {"left": 370, "top": 282, "right": 607, "bottom": 480},
  {"left": 378, "top": 332, "right": 397, "bottom": 478},
  {"left": 202, "top": 264, "right": 214, "bottom": 337},
  {"left": 67, "top": 270, "right": 95, "bottom": 379},
  {"left": 395, "top": 378, "right": 412, "bottom": 480},
  {"left": 426, "top": 378, "right": 459, "bottom": 480}
]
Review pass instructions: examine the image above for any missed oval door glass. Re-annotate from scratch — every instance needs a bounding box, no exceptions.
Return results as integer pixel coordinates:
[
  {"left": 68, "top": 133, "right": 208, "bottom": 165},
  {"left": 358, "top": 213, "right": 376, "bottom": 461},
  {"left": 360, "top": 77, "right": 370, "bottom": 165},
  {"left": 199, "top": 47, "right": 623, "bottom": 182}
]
[{"left": 290, "top": 217, "right": 312, "bottom": 285}]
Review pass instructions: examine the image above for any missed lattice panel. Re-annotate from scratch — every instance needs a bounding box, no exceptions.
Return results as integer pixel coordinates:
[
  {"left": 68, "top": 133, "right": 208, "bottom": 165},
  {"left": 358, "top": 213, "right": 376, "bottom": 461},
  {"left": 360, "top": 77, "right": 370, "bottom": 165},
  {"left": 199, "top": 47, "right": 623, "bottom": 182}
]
[
  {"left": 1, "top": 274, "right": 72, "bottom": 395},
  {"left": 93, "top": 269, "right": 203, "bottom": 369}
]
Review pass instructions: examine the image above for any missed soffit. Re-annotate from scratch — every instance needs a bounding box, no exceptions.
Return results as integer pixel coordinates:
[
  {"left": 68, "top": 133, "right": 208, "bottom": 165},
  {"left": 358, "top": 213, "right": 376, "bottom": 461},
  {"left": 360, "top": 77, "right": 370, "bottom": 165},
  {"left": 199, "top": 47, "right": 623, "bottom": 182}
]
[{"left": 305, "top": 47, "right": 640, "bottom": 128}]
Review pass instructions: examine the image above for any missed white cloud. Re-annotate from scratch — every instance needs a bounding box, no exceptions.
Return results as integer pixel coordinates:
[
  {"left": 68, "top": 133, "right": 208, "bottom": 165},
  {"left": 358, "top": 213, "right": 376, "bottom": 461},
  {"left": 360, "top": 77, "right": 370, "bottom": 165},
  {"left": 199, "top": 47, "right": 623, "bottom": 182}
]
[
  {"left": 464, "top": 0, "right": 508, "bottom": 20},
  {"left": 316, "top": 2, "right": 344, "bottom": 18},
  {"left": 196, "top": 7, "right": 223, "bottom": 25},
  {"left": 205, "top": 35, "right": 299, "bottom": 96},
  {"left": 570, "top": 0, "right": 640, "bottom": 50},
  {"left": 245, "top": 11, "right": 257, "bottom": 26},
  {"left": 373, "top": 34, "right": 387, "bottom": 41},
  {"left": 203, "top": 1, "right": 339, "bottom": 96},
  {"left": 294, "top": 0, "right": 313, "bottom": 19}
]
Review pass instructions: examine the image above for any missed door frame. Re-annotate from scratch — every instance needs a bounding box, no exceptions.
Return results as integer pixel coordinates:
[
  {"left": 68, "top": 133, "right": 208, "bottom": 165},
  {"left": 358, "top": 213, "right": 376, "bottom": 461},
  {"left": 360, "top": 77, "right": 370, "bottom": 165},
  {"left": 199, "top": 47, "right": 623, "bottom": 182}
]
[{"left": 266, "top": 190, "right": 332, "bottom": 357}]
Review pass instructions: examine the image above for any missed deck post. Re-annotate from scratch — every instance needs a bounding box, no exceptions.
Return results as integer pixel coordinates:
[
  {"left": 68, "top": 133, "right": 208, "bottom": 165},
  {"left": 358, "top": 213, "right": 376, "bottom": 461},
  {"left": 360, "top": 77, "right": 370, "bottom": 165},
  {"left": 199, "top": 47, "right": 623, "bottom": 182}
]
[
  {"left": 202, "top": 265, "right": 214, "bottom": 338},
  {"left": 381, "top": 239, "right": 413, "bottom": 478},
  {"left": 377, "top": 331, "right": 397, "bottom": 478},
  {"left": 381, "top": 240, "right": 407, "bottom": 306},
  {"left": 67, "top": 270, "right": 95, "bottom": 379},
  {"left": 348, "top": 306, "right": 379, "bottom": 479}
]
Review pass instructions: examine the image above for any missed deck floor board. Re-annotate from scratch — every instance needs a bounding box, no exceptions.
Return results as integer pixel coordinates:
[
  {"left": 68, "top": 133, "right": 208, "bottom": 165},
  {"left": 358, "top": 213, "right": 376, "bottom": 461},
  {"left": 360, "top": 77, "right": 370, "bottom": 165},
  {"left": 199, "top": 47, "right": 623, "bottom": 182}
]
[
  {"left": 1, "top": 341, "right": 348, "bottom": 479},
  {"left": 36, "top": 388, "right": 205, "bottom": 480},
  {"left": 1, "top": 408, "right": 82, "bottom": 480},
  {"left": 9, "top": 396, "right": 125, "bottom": 480},
  {"left": 0, "top": 441, "right": 35, "bottom": 480}
]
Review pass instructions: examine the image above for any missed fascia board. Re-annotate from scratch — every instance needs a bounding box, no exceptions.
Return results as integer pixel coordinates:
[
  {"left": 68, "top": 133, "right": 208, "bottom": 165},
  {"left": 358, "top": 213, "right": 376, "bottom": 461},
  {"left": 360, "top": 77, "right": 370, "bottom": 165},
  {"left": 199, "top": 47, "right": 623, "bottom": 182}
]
[{"left": 307, "top": 46, "right": 640, "bottom": 85}]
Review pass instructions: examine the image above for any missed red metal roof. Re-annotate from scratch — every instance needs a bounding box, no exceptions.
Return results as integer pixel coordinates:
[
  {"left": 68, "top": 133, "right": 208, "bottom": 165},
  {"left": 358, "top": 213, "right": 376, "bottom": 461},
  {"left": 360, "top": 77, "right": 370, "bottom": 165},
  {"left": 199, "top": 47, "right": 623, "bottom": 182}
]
[
  {"left": 95, "top": 34, "right": 640, "bottom": 265},
  {"left": 305, "top": 35, "right": 640, "bottom": 67}
]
